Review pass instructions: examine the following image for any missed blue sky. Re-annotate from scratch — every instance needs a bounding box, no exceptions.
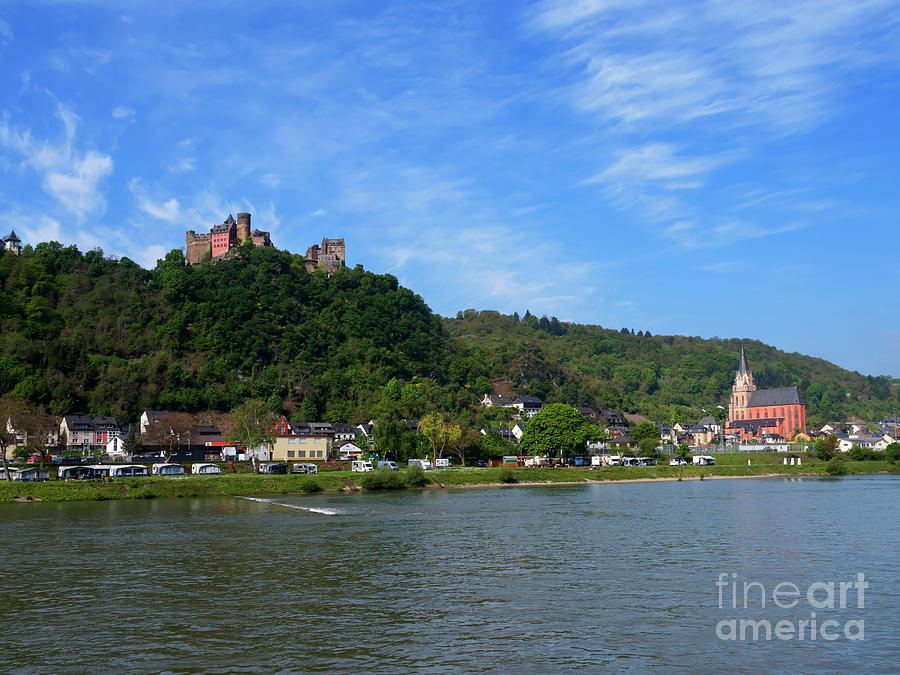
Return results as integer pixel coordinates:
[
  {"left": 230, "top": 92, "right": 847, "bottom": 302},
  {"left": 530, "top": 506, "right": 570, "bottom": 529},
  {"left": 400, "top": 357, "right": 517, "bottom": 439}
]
[{"left": 2, "top": 1, "right": 899, "bottom": 377}]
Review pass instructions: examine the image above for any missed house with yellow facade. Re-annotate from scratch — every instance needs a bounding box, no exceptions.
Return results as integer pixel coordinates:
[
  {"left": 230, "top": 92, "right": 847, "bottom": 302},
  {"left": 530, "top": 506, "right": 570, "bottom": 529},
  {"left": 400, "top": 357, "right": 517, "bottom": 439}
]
[{"left": 270, "top": 422, "right": 335, "bottom": 462}]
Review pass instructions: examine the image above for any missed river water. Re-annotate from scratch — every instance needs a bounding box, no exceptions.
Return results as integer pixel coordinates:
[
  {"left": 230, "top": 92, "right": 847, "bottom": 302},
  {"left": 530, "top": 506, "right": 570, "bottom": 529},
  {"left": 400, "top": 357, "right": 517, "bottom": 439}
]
[{"left": 1, "top": 476, "right": 897, "bottom": 673}]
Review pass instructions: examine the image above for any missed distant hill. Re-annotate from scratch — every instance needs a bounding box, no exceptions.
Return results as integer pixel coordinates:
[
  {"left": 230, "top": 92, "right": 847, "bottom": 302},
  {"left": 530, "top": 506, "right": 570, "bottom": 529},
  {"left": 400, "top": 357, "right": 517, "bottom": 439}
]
[
  {"left": 443, "top": 310, "right": 899, "bottom": 428},
  {"left": 0, "top": 245, "right": 896, "bottom": 427}
]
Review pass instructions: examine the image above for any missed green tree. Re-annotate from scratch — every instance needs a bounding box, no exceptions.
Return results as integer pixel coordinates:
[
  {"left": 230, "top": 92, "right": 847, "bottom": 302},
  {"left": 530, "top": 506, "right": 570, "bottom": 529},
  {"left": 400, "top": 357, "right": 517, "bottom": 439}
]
[
  {"left": 228, "top": 399, "right": 276, "bottom": 467},
  {"left": 676, "top": 443, "right": 691, "bottom": 460},
  {"left": 817, "top": 435, "right": 838, "bottom": 460},
  {"left": 638, "top": 437, "right": 660, "bottom": 457},
  {"left": 631, "top": 422, "right": 661, "bottom": 443},
  {"left": 419, "top": 412, "right": 461, "bottom": 461},
  {"left": 519, "top": 403, "right": 602, "bottom": 457},
  {"left": 480, "top": 430, "right": 513, "bottom": 457}
]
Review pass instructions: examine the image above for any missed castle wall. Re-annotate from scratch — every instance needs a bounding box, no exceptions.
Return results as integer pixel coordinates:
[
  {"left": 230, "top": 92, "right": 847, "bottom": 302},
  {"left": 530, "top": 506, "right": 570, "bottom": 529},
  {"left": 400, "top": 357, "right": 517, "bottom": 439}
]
[{"left": 185, "top": 230, "right": 211, "bottom": 265}]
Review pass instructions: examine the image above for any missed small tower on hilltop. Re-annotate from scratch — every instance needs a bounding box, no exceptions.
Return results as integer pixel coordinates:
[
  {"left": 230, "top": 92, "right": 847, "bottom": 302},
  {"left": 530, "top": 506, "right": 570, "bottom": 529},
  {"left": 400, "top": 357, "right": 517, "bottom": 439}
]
[
  {"left": 728, "top": 344, "right": 757, "bottom": 421},
  {"left": 2, "top": 230, "right": 22, "bottom": 255}
]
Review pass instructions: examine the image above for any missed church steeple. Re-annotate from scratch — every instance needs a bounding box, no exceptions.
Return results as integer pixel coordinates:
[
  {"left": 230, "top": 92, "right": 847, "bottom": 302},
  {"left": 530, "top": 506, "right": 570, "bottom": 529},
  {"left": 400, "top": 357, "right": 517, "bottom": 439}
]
[
  {"left": 729, "top": 343, "right": 756, "bottom": 422},
  {"left": 738, "top": 343, "right": 749, "bottom": 375}
]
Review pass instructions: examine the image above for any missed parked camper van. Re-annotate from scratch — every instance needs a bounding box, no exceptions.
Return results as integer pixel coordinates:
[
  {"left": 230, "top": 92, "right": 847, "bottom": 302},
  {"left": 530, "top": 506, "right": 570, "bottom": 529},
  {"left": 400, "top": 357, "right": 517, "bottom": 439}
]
[
  {"left": 152, "top": 463, "right": 186, "bottom": 476},
  {"left": 377, "top": 461, "right": 399, "bottom": 471},
  {"left": 434, "top": 458, "right": 451, "bottom": 469},
  {"left": 108, "top": 464, "right": 149, "bottom": 477},
  {"left": 408, "top": 459, "right": 432, "bottom": 470},
  {"left": 352, "top": 460, "right": 374, "bottom": 472},
  {"left": 191, "top": 463, "right": 221, "bottom": 475},
  {"left": 290, "top": 463, "right": 318, "bottom": 474},
  {"left": 692, "top": 455, "right": 715, "bottom": 466},
  {"left": 258, "top": 462, "right": 288, "bottom": 474}
]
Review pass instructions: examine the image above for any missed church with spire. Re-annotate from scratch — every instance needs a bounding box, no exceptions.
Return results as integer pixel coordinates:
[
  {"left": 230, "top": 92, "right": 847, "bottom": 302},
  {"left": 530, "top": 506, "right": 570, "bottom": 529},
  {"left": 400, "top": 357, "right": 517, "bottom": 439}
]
[{"left": 726, "top": 345, "right": 806, "bottom": 440}]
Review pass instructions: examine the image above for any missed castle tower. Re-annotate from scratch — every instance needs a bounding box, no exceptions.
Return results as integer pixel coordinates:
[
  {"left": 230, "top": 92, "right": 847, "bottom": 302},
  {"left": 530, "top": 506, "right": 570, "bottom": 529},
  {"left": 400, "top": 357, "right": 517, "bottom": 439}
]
[
  {"left": 236, "top": 213, "right": 251, "bottom": 242},
  {"left": 728, "top": 344, "right": 756, "bottom": 421}
]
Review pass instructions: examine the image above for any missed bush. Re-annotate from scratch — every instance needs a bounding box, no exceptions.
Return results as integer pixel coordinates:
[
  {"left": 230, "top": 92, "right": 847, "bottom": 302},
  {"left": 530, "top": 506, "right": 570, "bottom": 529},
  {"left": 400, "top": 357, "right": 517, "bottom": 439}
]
[
  {"left": 885, "top": 443, "right": 900, "bottom": 462},
  {"left": 299, "top": 478, "right": 322, "bottom": 493},
  {"left": 359, "top": 470, "right": 406, "bottom": 491},
  {"left": 825, "top": 458, "right": 848, "bottom": 476},
  {"left": 498, "top": 468, "right": 517, "bottom": 484},
  {"left": 405, "top": 465, "right": 430, "bottom": 488},
  {"left": 848, "top": 446, "right": 866, "bottom": 461}
]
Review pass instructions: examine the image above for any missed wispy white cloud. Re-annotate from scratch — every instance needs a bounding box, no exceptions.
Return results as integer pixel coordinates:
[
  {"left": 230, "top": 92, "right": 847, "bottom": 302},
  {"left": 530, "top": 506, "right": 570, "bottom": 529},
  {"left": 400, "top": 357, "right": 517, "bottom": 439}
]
[
  {"left": 0, "top": 20, "right": 12, "bottom": 45},
  {"left": 112, "top": 106, "right": 134, "bottom": 120},
  {"left": 129, "top": 178, "right": 180, "bottom": 222},
  {"left": 310, "top": 208, "right": 327, "bottom": 217},
  {"left": 533, "top": 0, "right": 900, "bottom": 132},
  {"left": 0, "top": 102, "right": 113, "bottom": 219}
]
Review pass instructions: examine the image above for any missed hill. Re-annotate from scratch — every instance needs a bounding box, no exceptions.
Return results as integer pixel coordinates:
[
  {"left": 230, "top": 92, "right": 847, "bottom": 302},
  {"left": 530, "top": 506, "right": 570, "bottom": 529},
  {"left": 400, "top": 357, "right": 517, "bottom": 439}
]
[
  {"left": 0, "top": 244, "right": 896, "bottom": 428},
  {"left": 444, "top": 310, "right": 898, "bottom": 428},
  {"left": 0, "top": 243, "right": 446, "bottom": 421}
]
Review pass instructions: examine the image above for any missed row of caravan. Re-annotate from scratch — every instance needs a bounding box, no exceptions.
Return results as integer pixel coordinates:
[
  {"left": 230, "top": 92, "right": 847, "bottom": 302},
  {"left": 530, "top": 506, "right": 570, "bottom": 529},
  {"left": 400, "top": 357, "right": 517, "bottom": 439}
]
[{"left": 57, "top": 463, "right": 222, "bottom": 479}]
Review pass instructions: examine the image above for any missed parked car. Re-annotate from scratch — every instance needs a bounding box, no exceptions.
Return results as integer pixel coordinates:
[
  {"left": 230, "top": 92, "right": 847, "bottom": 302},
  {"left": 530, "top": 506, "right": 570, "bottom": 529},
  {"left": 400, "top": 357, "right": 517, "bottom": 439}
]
[
  {"left": 26, "top": 453, "right": 52, "bottom": 465},
  {"left": 669, "top": 457, "right": 688, "bottom": 466},
  {"left": 377, "top": 461, "right": 399, "bottom": 471},
  {"left": 408, "top": 458, "right": 432, "bottom": 470},
  {"left": 58, "top": 456, "right": 81, "bottom": 466},
  {"left": 475, "top": 460, "right": 486, "bottom": 468}
]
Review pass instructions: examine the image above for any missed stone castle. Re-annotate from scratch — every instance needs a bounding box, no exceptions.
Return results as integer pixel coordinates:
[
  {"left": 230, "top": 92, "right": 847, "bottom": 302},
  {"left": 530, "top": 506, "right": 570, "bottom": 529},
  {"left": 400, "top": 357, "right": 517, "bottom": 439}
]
[
  {"left": 185, "top": 212, "right": 345, "bottom": 272},
  {"left": 306, "top": 238, "right": 346, "bottom": 274},
  {"left": 185, "top": 213, "right": 273, "bottom": 265}
]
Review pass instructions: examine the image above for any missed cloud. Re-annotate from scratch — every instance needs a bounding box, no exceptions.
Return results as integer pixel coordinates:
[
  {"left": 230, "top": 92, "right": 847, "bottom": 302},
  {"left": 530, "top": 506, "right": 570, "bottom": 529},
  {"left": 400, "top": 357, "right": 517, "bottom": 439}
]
[
  {"left": 132, "top": 244, "right": 167, "bottom": 269},
  {"left": 129, "top": 179, "right": 181, "bottom": 222},
  {"left": 310, "top": 208, "right": 327, "bottom": 217},
  {"left": 0, "top": 20, "right": 12, "bottom": 45},
  {"left": 259, "top": 173, "right": 280, "bottom": 188},
  {"left": 169, "top": 157, "right": 196, "bottom": 173},
  {"left": 532, "top": 0, "right": 900, "bottom": 133},
  {"left": 44, "top": 152, "right": 113, "bottom": 217},
  {"left": 112, "top": 106, "right": 135, "bottom": 120},
  {"left": 585, "top": 143, "right": 727, "bottom": 187},
  {"left": 0, "top": 102, "right": 113, "bottom": 219}
]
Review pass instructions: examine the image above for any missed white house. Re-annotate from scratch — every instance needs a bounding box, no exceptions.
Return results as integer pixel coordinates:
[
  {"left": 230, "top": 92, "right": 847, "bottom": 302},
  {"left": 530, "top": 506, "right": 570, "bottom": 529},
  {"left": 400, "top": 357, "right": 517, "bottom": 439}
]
[
  {"left": 481, "top": 394, "right": 516, "bottom": 408},
  {"left": 105, "top": 436, "right": 128, "bottom": 460}
]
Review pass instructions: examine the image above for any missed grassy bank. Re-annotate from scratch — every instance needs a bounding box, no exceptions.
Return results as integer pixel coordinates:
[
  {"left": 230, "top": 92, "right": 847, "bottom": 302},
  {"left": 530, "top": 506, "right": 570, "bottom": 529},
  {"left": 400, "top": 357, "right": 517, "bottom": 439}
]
[{"left": 2, "top": 454, "right": 897, "bottom": 503}]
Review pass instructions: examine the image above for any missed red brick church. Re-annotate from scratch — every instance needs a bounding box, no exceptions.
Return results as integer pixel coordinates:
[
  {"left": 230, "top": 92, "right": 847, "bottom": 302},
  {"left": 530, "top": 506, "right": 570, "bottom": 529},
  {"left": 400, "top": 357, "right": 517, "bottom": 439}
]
[{"left": 727, "top": 346, "right": 806, "bottom": 440}]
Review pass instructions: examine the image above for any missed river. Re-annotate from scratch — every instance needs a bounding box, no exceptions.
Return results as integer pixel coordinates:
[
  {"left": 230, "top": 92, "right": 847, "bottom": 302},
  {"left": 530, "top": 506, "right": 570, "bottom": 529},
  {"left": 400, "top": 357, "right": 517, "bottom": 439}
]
[{"left": 1, "top": 475, "right": 897, "bottom": 672}]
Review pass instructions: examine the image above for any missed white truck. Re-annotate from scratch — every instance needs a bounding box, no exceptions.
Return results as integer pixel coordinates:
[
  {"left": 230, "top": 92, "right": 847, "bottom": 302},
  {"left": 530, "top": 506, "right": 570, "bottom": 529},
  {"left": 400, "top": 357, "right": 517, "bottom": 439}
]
[{"left": 408, "top": 458, "right": 433, "bottom": 470}]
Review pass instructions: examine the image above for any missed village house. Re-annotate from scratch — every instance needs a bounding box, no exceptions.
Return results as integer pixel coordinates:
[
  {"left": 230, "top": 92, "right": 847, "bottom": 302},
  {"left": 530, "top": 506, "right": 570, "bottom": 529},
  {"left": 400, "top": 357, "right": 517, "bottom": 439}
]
[
  {"left": 481, "top": 394, "right": 516, "bottom": 408},
  {"left": 60, "top": 414, "right": 122, "bottom": 454},
  {"left": 513, "top": 396, "right": 544, "bottom": 418},
  {"left": 270, "top": 421, "right": 335, "bottom": 462}
]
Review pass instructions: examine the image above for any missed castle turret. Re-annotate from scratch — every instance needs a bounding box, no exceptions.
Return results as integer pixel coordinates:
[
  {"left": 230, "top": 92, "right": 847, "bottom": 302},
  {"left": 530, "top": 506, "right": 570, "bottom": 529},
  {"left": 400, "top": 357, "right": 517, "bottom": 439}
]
[{"left": 237, "top": 213, "right": 251, "bottom": 242}]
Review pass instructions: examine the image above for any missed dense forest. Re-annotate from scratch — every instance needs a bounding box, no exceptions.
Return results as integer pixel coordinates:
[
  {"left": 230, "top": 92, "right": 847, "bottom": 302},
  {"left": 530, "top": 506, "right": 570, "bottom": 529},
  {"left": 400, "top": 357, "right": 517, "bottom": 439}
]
[{"left": 0, "top": 243, "right": 897, "bottom": 429}]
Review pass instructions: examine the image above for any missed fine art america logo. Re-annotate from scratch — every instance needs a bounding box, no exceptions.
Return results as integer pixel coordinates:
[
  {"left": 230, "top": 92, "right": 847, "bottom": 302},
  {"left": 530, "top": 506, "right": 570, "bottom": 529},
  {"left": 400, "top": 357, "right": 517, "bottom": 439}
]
[{"left": 716, "top": 572, "right": 867, "bottom": 642}]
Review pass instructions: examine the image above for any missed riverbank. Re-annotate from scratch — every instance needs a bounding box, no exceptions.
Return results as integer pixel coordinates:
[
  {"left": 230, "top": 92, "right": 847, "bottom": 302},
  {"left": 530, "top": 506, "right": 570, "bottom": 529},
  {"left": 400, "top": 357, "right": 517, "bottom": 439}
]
[{"left": 2, "top": 454, "right": 898, "bottom": 503}]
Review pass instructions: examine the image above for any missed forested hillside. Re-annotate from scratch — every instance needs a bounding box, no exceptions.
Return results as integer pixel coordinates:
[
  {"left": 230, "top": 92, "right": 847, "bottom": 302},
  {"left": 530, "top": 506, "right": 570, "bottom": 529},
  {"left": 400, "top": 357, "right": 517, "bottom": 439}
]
[
  {"left": 0, "top": 243, "right": 446, "bottom": 421},
  {"left": 0, "top": 245, "right": 896, "bottom": 428},
  {"left": 444, "top": 310, "right": 899, "bottom": 428}
]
